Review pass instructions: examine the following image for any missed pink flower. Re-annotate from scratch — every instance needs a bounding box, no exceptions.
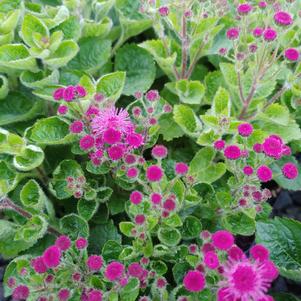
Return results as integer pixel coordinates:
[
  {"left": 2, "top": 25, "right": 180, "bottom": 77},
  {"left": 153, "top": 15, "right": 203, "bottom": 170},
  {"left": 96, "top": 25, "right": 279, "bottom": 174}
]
[
  {"left": 150, "top": 193, "right": 162, "bottom": 205},
  {"left": 163, "top": 104, "right": 172, "bottom": 113},
  {"left": 163, "top": 199, "right": 176, "bottom": 211},
  {"left": 53, "top": 87, "right": 65, "bottom": 100},
  {"left": 87, "top": 290, "right": 103, "bottom": 301},
  {"left": 105, "top": 261, "right": 125, "bottom": 281},
  {"left": 243, "top": 166, "right": 254, "bottom": 176},
  {"left": 204, "top": 251, "right": 219, "bottom": 269},
  {"left": 262, "top": 136, "right": 282, "bottom": 158},
  {"left": 58, "top": 289, "right": 70, "bottom": 301},
  {"left": 224, "top": 145, "right": 241, "bottom": 160},
  {"left": 43, "top": 246, "right": 61, "bottom": 268},
  {"left": 146, "top": 165, "right": 163, "bottom": 182},
  {"left": 152, "top": 145, "right": 168, "bottom": 159},
  {"left": 75, "top": 85, "right": 86, "bottom": 98},
  {"left": 257, "top": 165, "right": 273, "bottom": 182},
  {"left": 75, "top": 237, "right": 88, "bottom": 249},
  {"left": 103, "top": 128, "right": 122, "bottom": 144},
  {"left": 212, "top": 230, "right": 234, "bottom": 250},
  {"left": 227, "top": 246, "right": 245, "bottom": 261},
  {"left": 130, "top": 191, "right": 143, "bottom": 205},
  {"left": 127, "top": 167, "right": 139, "bottom": 178},
  {"left": 261, "top": 260, "right": 279, "bottom": 281},
  {"left": 274, "top": 11, "right": 293, "bottom": 26},
  {"left": 250, "top": 244, "right": 269, "bottom": 262},
  {"left": 126, "top": 133, "right": 144, "bottom": 148},
  {"left": 253, "top": 27, "right": 264, "bottom": 37},
  {"left": 263, "top": 28, "right": 277, "bottom": 41},
  {"left": 7, "top": 277, "right": 16, "bottom": 288},
  {"left": 175, "top": 162, "right": 189, "bottom": 175},
  {"left": 214, "top": 140, "right": 225, "bottom": 150},
  {"left": 284, "top": 48, "right": 300, "bottom": 61},
  {"left": 94, "top": 93, "right": 105, "bottom": 102},
  {"left": 226, "top": 27, "right": 240, "bottom": 40},
  {"left": 31, "top": 256, "right": 48, "bottom": 274},
  {"left": 128, "top": 262, "right": 144, "bottom": 278},
  {"left": 57, "top": 105, "right": 68, "bottom": 115},
  {"left": 107, "top": 145, "right": 124, "bottom": 161},
  {"left": 124, "top": 154, "right": 136, "bottom": 164},
  {"left": 237, "top": 3, "right": 252, "bottom": 15},
  {"left": 219, "top": 257, "right": 278, "bottom": 300},
  {"left": 183, "top": 270, "right": 206, "bottom": 292},
  {"left": 69, "top": 120, "right": 84, "bottom": 134},
  {"left": 55, "top": 235, "right": 71, "bottom": 251},
  {"left": 12, "top": 285, "right": 30, "bottom": 300},
  {"left": 253, "top": 143, "right": 263, "bottom": 153},
  {"left": 135, "top": 214, "right": 146, "bottom": 225},
  {"left": 80, "top": 135, "right": 94, "bottom": 150},
  {"left": 282, "top": 162, "right": 299, "bottom": 179},
  {"left": 157, "top": 277, "right": 167, "bottom": 288},
  {"left": 91, "top": 107, "right": 134, "bottom": 136},
  {"left": 158, "top": 6, "right": 169, "bottom": 17},
  {"left": 238, "top": 123, "right": 253, "bottom": 137},
  {"left": 258, "top": 1, "right": 267, "bottom": 8},
  {"left": 132, "top": 106, "right": 142, "bottom": 117},
  {"left": 63, "top": 86, "right": 75, "bottom": 102},
  {"left": 87, "top": 255, "right": 103, "bottom": 271},
  {"left": 282, "top": 145, "right": 291, "bottom": 156}
]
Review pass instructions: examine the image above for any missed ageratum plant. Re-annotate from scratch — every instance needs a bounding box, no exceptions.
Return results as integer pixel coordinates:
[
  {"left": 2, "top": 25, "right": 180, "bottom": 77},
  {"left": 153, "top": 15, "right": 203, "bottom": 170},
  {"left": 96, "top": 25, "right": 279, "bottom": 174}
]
[{"left": 0, "top": 0, "right": 301, "bottom": 300}]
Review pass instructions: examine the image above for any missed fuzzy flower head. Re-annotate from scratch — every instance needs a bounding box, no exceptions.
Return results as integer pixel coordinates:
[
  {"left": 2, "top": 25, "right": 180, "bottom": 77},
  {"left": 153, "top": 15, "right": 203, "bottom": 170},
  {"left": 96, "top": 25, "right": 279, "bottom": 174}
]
[
  {"left": 224, "top": 145, "right": 241, "bottom": 160},
  {"left": 183, "top": 270, "right": 206, "bottom": 292},
  {"left": 212, "top": 230, "right": 234, "bottom": 250},
  {"left": 175, "top": 162, "right": 189, "bottom": 175},
  {"left": 75, "top": 237, "right": 88, "bottom": 249},
  {"left": 263, "top": 28, "right": 277, "bottom": 41},
  {"left": 238, "top": 123, "right": 253, "bottom": 137},
  {"left": 284, "top": 48, "right": 300, "bottom": 61},
  {"left": 87, "top": 255, "right": 103, "bottom": 271},
  {"left": 146, "top": 165, "right": 164, "bottom": 182},
  {"left": 152, "top": 145, "right": 168, "bottom": 159},
  {"left": 55, "top": 235, "right": 71, "bottom": 251},
  {"left": 105, "top": 261, "right": 125, "bottom": 281},
  {"left": 262, "top": 136, "right": 282, "bottom": 158},
  {"left": 237, "top": 3, "right": 252, "bottom": 15},
  {"left": 218, "top": 254, "right": 278, "bottom": 301},
  {"left": 282, "top": 162, "right": 299, "bottom": 179},
  {"left": 130, "top": 190, "right": 143, "bottom": 205},
  {"left": 42, "top": 245, "right": 61, "bottom": 268},
  {"left": 91, "top": 107, "right": 134, "bottom": 136},
  {"left": 58, "top": 288, "right": 70, "bottom": 301},
  {"left": 214, "top": 140, "right": 225, "bottom": 150},
  {"left": 274, "top": 11, "right": 293, "bottom": 26},
  {"left": 12, "top": 285, "right": 30, "bottom": 300},
  {"left": 204, "top": 251, "right": 220, "bottom": 269},
  {"left": 227, "top": 27, "right": 240, "bottom": 40},
  {"left": 257, "top": 165, "right": 273, "bottom": 182}
]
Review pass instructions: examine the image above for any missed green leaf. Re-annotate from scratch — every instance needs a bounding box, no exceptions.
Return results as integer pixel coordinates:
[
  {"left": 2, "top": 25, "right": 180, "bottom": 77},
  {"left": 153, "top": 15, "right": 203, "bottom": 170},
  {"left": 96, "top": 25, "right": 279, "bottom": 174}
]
[
  {"left": 0, "top": 74, "right": 8, "bottom": 99},
  {"left": 20, "top": 69, "right": 59, "bottom": 89},
  {"left": 0, "top": 161, "right": 20, "bottom": 195},
  {"left": 96, "top": 71, "right": 126, "bottom": 102},
  {"left": 20, "top": 179, "right": 46, "bottom": 211},
  {"left": 82, "top": 17, "right": 113, "bottom": 38},
  {"left": 0, "top": 92, "right": 44, "bottom": 126},
  {"left": 115, "top": 44, "right": 156, "bottom": 95},
  {"left": 182, "top": 216, "right": 202, "bottom": 239},
  {"left": 119, "top": 278, "right": 140, "bottom": 301},
  {"left": 272, "top": 156, "right": 301, "bottom": 191},
  {"left": 150, "top": 261, "right": 168, "bottom": 276},
  {"left": 60, "top": 213, "right": 89, "bottom": 239},
  {"left": 89, "top": 221, "right": 121, "bottom": 254},
  {"left": 119, "top": 222, "right": 135, "bottom": 237},
  {"left": 256, "top": 217, "right": 301, "bottom": 281},
  {"left": 166, "top": 80, "right": 205, "bottom": 105},
  {"left": 53, "top": 16, "right": 81, "bottom": 40},
  {"left": 30, "top": 116, "right": 76, "bottom": 145},
  {"left": 116, "top": 0, "right": 152, "bottom": 43},
  {"left": 0, "top": 44, "right": 37, "bottom": 71},
  {"left": 77, "top": 199, "right": 99, "bottom": 221},
  {"left": 272, "top": 293, "right": 301, "bottom": 301},
  {"left": 139, "top": 39, "right": 177, "bottom": 80},
  {"left": 212, "top": 87, "right": 231, "bottom": 116},
  {"left": 173, "top": 104, "right": 198, "bottom": 134},
  {"left": 44, "top": 40, "right": 79, "bottom": 69},
  {"left": 21, "top": 14, "right": 49, "bottom": 47},
  {"left": 189, "top": 147, "right": 226, "bottom": 184},
  {"left": 0, "top": 219, "right": 35, "bottom": 258},
  {"left": 158, "top": 227, "right": 181, "bottom": 247},
  {"left": 13, "top": 145, "right": 44, "bottom": 171},
  {"left": 68, "top": 37, "right": 111, "bottom": 73},
  {"left": 172, "top": 262, "right": 190, "bottom": 284},
  {"left": 159, "top": 113, "right": 184, "bottom": 142},
  {"left": 222, "top": 211, "right": 256, "bottom": 236},
  {"left": 0, "top": 128, "right": 25, "bottom": 155},
  {"left": 102, "top": 240, "right": 123, "bottom": 261},
  {"left": 258, "top": 104, "right": 290, "bottom": 126},
  {"left": 49, "top": 159, "right": 84, "bottom": 200},
  {"left": 15, "top": 215, "right": 48, "bottom": 243}
]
